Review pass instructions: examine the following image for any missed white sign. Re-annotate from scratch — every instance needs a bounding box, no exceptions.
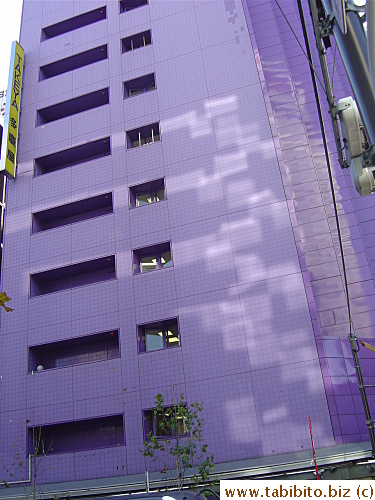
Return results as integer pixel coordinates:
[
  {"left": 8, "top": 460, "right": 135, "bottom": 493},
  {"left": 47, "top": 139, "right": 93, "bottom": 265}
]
[{"left": 332, "top": 0, "right": 347, "bottom": 34}]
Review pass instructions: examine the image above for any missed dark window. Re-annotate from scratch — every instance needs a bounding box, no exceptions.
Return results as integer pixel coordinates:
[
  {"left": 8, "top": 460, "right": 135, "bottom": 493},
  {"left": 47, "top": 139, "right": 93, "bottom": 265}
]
[
  {"left": 129, "top": 178, "right": 165, "bottom": 208},
  {"left": 28, "top": 331, "right": 119, "bottom": 372},
  {"left": 36, "top": 88, "right": 109, "bottom": 125},
  {"left": 124, "top": 73, "right": 155, "bottom": 99},
  {"left": 32, "top": 193, "right": 113, "bottom": 233},
  {"left": 133, "top": 242, "right": 172, "bottom": 274},
  {"left": 143, "top": 407, "right": 187, "bottom": 440},
  {"left": 41, "top": 7, "right": 106, "bottom": 40},
  {"left": 122, "top": 30, "right": 151, "bottom": 53},
  {"left": 30, "top": 255, "right": 116, "bottom": 297},
  {"left": 28, "top": 415, "right": 124, "bottom": 455},
  {"left": 34, "top": 137, "right": 110, "bottom": 176},
  {"left": 119, "top": 0, "right": 148, "bottom": 13},
  {"left": 138, "top": 318, "right": 179, "bottom": 353},
  {"left": 39, "top": 45, "right": 107, "bottom": 81},
  {"left": 126, "top": 122, "right": 160, "bottom": 149}
]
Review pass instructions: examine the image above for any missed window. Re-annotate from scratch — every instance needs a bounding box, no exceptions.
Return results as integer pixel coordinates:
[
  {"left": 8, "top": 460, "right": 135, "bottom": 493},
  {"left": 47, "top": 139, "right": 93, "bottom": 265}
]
[
  {"left": 28, "top": 415, "right": 124, "bottom": 455},
  {"left": 28, "top": 331, "right": 119, "bottom": 372},
  {"left": 133, "top": 242, "right": 172, "bottom": 274},
  {"left": 34, "top": 137, "right": 110, "bottom": 176},
  {"left": 129, "top": 178, "right": 165, "bottom": 208},
  {"left": 124, "top": 73, "right": 155, "bottom": 99},
  {"left": 32, "top": 192, "right": 113, "bottom": 233},
  {"left": 36, "top": 88, "right": 109, "bottom": 125},
  {"left": 126, "top": 122, "right": 160, "bottom": 149},
  {"left": 122, "top": 30, "right": 151, "bottom": 53},
  {"left": 41, "top": 7, "right": 106, "bottom": 40},
  {"left": 137, "top": 318, "right": 180, "bottom": 353},
  {"left": 120, "top": 0, "right": 148, "bottom": 13},
  {"left": 143, "top": 407, "right": 187, "bottom": 440},
  {"left": 30, "top": 255, "right": 116, "bottom": 297},
  {"left": 39, "top": 45, "right": 107, "bottom": 81}
]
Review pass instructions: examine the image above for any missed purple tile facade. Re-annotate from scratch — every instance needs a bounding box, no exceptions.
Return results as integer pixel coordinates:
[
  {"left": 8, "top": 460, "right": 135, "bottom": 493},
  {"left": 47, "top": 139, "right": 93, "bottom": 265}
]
[{"left": 0, "top": 0, "right": 374, "bottom": 490}]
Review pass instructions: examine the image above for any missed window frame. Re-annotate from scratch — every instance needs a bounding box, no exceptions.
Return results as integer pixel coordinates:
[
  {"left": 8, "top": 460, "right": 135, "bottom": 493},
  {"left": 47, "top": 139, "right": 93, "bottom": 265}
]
[
  {"left": 121, "top": 29, "right": 152, "bottom": 53},
  {"left": 143, "top": 406, "right": 188, "bottom": 440},
  {"left": 133, "top": 242, "right": 172, "bottom": 275},
  {"left": 137, "top": 318, "right": 180, "bottom": 354},
  {"left": 126, "top": 122, "right": 160, "bottom": 150},
  {"left": 135, "top": 188, "right": 164, "bottom": 207},
  {"left": 139, "top": 250, "right": 171, "bottom": 273},
  {"left": 124, "top": 73, "right": 156, "bottom": 100},
  {"left": 119, "top": 0, "right": 148, "bottom": 14},
  {"left": 129, "top": 178, "right": 165, "bottom": 209}
]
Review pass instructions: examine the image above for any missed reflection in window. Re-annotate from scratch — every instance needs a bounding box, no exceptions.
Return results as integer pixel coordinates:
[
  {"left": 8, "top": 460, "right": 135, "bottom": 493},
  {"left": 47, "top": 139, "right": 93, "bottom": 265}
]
[
  {"left": 133, "top": 242, "right": 172, "bottom": 274},
  {"left": 138, "top": 319, "right": 180, "bottom": 353},
  {"left": 139, "top": 250, "right": 171, "bottom": 273},
  {"left": 143, "top": 406, "right": 187, "bottom": 440},
  {"left": 129, "top": 178, "right": 165, "bottom": 208},
  {"left": 124, "top": 73, "right": 156, "bottom": 99},
  {"left": 136, "top": 188, "right": 164, "bottom": 207}
]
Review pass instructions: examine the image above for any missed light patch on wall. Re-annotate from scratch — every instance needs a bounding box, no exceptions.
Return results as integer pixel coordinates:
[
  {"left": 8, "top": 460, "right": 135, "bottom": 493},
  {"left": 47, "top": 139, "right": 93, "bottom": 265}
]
[
  {"left": 205, "top": 241, "right": 232, "bottom": 259},
  {"left": 275, "top": 274, "right": 310, "bottom": 312},
  {"left": 262, "top": 405, "right": 288, "bottom": 424},
  {"left": 247, "top": 190, "right": 273, "bottom": 206},
  {"left": 225, "top": 396, "right": 259, "bottom": 444},
  {"left": 266, "top": 262, "right": 300, "bottom": 281},
  {"left": 215, "top": 150, "right": 249, "bottom": 178},
  {"left": 234, "top": 254, "right": 267, "bottom": 284},
  {"left": 161, "top": 110, "right": 212, "bottom": 138},
  {"left": 167, "top": 169, "right": 222, "bottom": 203},
  {"left": 204, "top": 95, "right": 237, "bottom": 117}
]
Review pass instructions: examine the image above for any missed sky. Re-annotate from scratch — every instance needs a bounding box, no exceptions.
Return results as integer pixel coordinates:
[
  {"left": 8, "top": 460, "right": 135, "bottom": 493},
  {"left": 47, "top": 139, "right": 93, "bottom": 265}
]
[{"left": 0, "top": 0, "right": 23, "bottom": 92}]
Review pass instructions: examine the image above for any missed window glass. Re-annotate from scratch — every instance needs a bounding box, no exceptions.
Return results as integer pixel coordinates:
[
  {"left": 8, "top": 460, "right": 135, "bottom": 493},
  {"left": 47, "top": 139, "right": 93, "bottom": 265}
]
[
  {"left": 155, "top": 410, "right": 171, "bottom": 436},
  {"left": 140, "top": 256, "right": 157, "bottom": 272},
  {"left": 145, "top": 329, "right": 164, "bottom": 351},
  {"left": 160, "top": 251, "right": 172, "bottom": 268},
  {"left": 155, "top": 188, "right": 164, "bottom": 201},
  {"left": 130, "top": 88, "right": 143, "bottom": 97},
  {"left": 166, "top": 326, "right": 179, "bottom": 347},
  {"left": 176, "top": 416, "right": 187, "bottom": 435},
  {"left": 136, "top": 193, "right": 152, "bottom": 206}
]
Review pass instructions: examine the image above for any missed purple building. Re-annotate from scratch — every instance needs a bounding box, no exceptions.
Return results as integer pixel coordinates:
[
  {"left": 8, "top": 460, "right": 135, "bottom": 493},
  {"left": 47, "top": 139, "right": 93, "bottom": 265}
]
[{"left": 1, "top": 0, "right": 375, "bottom": 496}]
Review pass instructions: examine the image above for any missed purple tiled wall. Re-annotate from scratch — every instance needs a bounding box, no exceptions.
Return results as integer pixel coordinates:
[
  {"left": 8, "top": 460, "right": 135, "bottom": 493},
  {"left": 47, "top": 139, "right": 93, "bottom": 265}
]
[
  {"left": 242, "top": 0, "right": 375, "bottom": 445},
  {"left": 0, "top": 0, "right": 374, "bottom": 489}
]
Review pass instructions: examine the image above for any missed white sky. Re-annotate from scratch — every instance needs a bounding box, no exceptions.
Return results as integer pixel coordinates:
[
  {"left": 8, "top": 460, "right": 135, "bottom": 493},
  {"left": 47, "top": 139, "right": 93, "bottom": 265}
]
[{"left": 0, "top": 0, "right": 23, "bottom": 92}]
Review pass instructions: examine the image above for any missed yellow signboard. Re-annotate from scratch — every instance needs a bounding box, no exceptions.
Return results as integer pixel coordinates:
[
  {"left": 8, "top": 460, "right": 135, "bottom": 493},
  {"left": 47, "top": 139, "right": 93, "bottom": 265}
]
[{"left": 0, "top": 41, "right": 24, "bottom": 179}]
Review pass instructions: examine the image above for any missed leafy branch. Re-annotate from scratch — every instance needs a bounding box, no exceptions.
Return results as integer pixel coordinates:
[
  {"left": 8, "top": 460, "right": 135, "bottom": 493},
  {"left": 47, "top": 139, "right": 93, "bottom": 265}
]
[{"left": 141, "top": 387, "right": 214, "bottom": 489}]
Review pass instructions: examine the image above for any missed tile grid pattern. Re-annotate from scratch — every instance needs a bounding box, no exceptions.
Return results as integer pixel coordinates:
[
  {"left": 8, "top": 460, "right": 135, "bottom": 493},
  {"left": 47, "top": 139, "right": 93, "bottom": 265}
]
[{"left": 0, "top": 0, "right": 369, "bottom": 488}]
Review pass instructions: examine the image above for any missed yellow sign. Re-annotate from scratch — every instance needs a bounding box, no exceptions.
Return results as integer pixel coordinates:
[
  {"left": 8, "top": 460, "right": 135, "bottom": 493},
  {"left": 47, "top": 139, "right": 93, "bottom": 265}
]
[{"left": 0, "top": 41, "right": 24, "bottom": 179}]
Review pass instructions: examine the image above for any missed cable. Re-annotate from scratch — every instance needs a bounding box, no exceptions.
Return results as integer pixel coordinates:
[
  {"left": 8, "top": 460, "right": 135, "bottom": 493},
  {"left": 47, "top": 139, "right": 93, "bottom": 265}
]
[
  {"left": 274, "top": 0, "right": 328, "bottom": 96},
  {"left": 296, "top": 0, "right": 375, "bottom": 456}
]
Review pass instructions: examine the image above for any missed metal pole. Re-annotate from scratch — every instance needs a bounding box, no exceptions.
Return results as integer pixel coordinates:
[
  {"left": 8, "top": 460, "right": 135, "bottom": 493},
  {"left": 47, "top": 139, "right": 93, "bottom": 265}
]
[
  {"left": 367, "top": 1, "right": 375, "bottom": 98},
  {"left": 319, "top": 0, "right": 375, "bottom": 146},
  {"left": 298, "top": 0, "right": 375, "bottom": 456},
  {"left": 145, "top": 470, "right": 150, "bottom": 493}
]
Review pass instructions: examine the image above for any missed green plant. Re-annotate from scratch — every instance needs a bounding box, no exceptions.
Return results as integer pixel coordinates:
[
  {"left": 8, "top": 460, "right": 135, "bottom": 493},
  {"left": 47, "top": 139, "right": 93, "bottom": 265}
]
[{"left": 141, "top": 387, "right": 214, "bottom": 489}]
